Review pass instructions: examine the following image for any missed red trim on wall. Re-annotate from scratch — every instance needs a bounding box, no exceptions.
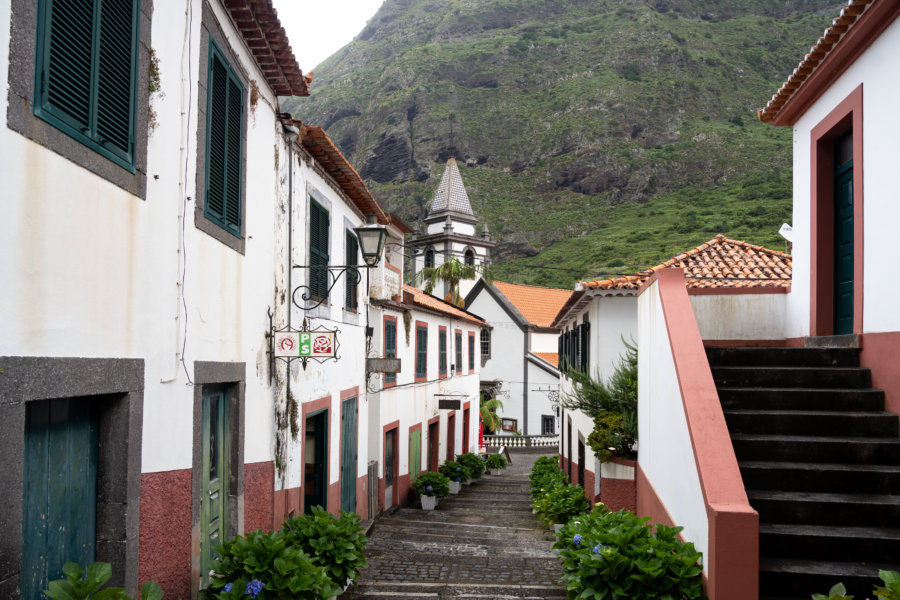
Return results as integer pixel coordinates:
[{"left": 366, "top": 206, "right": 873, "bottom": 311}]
[
  {"left": 652, "top": 269, "right": 759, "bottom": 600},
  {"left": 139, "top": 470, "right": 192, "bottom": 600},
  {"left": 327, "top": 481, "right": 340, "bottom": 514},
  {"left": 687, "top": 286, "right": 789, "bottom": 296},
  {"left": 703, "top": 339, "right": 790, "bottom": 348},
  {"left": 300, "top": 395, "right": 332, "bottom": 517},
  {"left": 355, "top": 474, "right": 368, "bottom": 519},
  {"left": 773, "top": 3, "right": 900, "bottom": 127},
  {"left": 438, "top": 325, "right": 448, "bottom": 379},
  {"left": 415, "top": 320, "right": 428, "bottom": 383},
  {"left": 385, "top": 262, "right": 401, "bottom": 273},
  {"left": 810, "top": 84, "right": 864, "bottom": 336},
  {"left": 635, "top": 462, "right": 677, "bottom": 528},
  {"left": 244, "top": 461, "right": 275, "bottom": 533},
  {"left": 860, "top": 331, "right": 900, "bottom": 423},
  {"left": 462, "top": 401, "right": 471, "bottom": 453},
  {"left": 383, "top": 315, "right": 398, "bottom": 388}
]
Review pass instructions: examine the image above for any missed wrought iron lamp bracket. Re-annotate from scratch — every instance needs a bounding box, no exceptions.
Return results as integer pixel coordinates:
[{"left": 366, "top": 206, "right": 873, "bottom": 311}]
[{"left": 290, "top": 264, "right": 362, "bottom": 312}]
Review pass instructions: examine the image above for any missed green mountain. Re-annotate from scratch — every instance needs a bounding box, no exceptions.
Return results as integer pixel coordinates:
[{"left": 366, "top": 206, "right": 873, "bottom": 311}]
[{"left": 284, "top": 0, "right": 837, "bottom": 287}]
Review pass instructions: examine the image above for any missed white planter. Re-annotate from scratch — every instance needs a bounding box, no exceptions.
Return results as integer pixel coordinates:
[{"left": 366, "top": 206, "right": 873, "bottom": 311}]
[
  {"left": 421, "top": 495, "right": 438, "bottom": 510},
  {"left": 449, "top": 480, "right": 461, "bottom": 494}
]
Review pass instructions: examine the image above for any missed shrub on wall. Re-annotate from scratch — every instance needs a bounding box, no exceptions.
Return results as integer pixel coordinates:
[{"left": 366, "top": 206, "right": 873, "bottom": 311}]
[
  {"left": 280, "top": 507, "right": 369, "bottom": 589},
  {"left": 529, "top": 456, "right": 590, "bottom": 525}
]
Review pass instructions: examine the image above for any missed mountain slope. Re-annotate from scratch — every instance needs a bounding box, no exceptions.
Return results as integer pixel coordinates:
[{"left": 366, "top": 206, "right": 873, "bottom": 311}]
[{"left": 284, "top": 0, "right": 837, "bottom": 287}]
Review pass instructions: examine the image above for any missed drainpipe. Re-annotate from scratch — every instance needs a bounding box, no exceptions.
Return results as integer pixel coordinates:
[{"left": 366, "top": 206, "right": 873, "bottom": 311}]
[{"left": 283, "top": 123, "right": 300, "bottom": 401}]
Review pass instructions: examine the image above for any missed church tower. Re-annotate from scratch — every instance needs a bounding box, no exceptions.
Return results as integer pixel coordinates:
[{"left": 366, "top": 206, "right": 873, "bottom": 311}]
[{"left": 408, "top": 158, "right": 495, "bottom": 301}]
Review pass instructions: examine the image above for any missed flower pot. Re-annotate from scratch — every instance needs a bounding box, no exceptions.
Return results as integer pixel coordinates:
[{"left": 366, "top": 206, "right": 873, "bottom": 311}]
[
  {"left": 449, "top": 480, "right": 461, "bottom": 494},
  {"left": 421, "top": 495, "right": 438, "bottom": 510}
]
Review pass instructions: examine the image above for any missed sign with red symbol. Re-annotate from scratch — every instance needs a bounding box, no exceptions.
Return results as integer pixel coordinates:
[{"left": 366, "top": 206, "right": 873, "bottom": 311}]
[{"left": 274, "top": 332, "right": 336, "bottom": 358}]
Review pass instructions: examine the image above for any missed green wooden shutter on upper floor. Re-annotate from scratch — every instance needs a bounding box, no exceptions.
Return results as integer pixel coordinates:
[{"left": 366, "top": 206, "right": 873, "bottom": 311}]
[
  {"left": 204, "top": 41, "right": 244, "bottom": 238},
  {"left": 439, "top": 329, "right": 447, "bottom": 376},
  {"left": 310, "top": 200, "right": 330, "bottom": 301},
  {"left": 34, "top": 0, "right": 140, "bottom": 171},
  {"left": 416, "top": 325, "right": 427, "bottom": 379},
  {"left": 455, "top": 332, "right": 462, "bottom": 373},
  {"left": 345, "top": 231, "right": 359, "bottom": 311},
  {"left": 385, "top": 320, "right": 397, "bottom": 384},
  {"left": 469, "top": 334, "right": 475, "bottom": 372}
]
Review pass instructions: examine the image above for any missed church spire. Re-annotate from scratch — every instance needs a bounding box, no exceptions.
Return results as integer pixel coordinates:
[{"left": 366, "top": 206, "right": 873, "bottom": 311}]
[{"left": 430, "top": 158, "right": 474, "bottom": 216}]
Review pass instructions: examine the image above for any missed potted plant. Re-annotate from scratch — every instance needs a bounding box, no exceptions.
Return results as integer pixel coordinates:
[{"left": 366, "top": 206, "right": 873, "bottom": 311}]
[
  {"left": 440, "top": 460, "right": 469, "bottom": 494},
  {"left": 484, "top": 453, "right": 507, "bottom": 475},
  {"left": 456, "top": 452, "right": 485, "bottom": 482},
  {"left": 412, "top": 471, "right": 450, "bottom": 510}
]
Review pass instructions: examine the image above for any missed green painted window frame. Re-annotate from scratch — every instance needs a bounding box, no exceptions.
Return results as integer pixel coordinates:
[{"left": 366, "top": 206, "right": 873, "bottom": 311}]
[
  {"left": 345, "top": 230, "right": 359, "bottom": 311},
  {"left": 309, "top": 199, "right": 330, "bottom": 302},
  {"left": 438, "top": 327, "right": 447, "bottom": 377},
  {"left": 384, "top": 317, "right": 397, "bottom": 385},
  {"left": 468, "top": 332, "right": 475, "bottom": 373},
  {"left": 203, "top": 39, "right": 245, "bottom": 238},
  {"left": 415, "top": 323, "right": 427, "bottom": 381},
  {"left": 455, "top": 331, "right": 462, "bottom": 374},
  {"left": 33, "top": 0, "right": 141, "bottom": 172}
]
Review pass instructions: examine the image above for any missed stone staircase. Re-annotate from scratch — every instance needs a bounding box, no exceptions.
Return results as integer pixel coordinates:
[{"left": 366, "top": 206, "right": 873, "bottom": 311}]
[
  {"left": 342, "top": 453, "right": 567, "bottom": 599},
  {"left": 706, "top": 346, "right": 900, "bottom": 599}
]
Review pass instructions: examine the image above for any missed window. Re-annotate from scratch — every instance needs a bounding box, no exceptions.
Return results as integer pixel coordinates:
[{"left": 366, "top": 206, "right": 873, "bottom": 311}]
[
  {"left": 345, "top": 231, "right": 359, "bottom": 311},
  {"left": 542, "top": 415, "right": 555, "bottom": 435},
  {"left": 424, "top": 248, "right": 435, "bottom": 268},
  {"left": 384, "top": 317, "right": 397, "bottom": 386},
  {"left": 464, "top": 249, "right": 475, "bottom": 266},
  {"left": 454, "top": 330, "right": 462, "bottom": 374},
  {"left": 204, "top": 41, "right": 245, "bottom": 238},
  {"left": 468, "top": 332, "right": 475, "bottom": 373},
  {"left": 34, "top": 0, "right": 141, "bottom": 171},
  {"left": 309, "top": 199, "right": 330, "bottom": 301},
  {"left": 415, "top": 322, "right": 428, "bottom": 381},
  {"left": 439, "top": 327, "right": 448, "bottom": 378},
  {"left": 480, "top": 328, "right": 491, "bottom": 358}
]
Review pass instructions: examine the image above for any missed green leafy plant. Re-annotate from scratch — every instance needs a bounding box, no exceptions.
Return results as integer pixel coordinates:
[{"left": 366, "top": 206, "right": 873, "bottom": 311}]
[
  {"left": 201, "top": 529, "right": 340, "bottom": 600},
  {"left": 479, "top": 394, "right": 504, "bottom": 434},
  {"left": 587, "top": 412, "right": 635, "bottom": 463},
  {"left": 811, "top": 583, "right": 852, "bottom": 600},
  {"left": 280, "top": 507, "right": 369, "bottom": 589},
  {"left": 529, "top": 456, "right": 568, "bottom": 499},
  {"left": 414, "top": 258, "right": 492, "bottom": 307},
  {"left": 45, "top": 561, "right": 163, "bottom": 600},
  {"left": 411, "top": 471, "right": 451, "bottom": 498},
  {"left": 484, "top": 453, "right": 508, "bottom": 470},
  {"left": 457, "top": 452, "right": 485, "bottom": 480},
  {"left": 874, "top": 570, "right": 900, "bottom": 600},
  {"left": 533, "top": 483, "right": 590, "bottom": 526},
  {"left": 555, "top": 505, "right": 706, "bottom": 600},
  {"left": 440, "top": 460, "right": 469, "bottom": 483}
]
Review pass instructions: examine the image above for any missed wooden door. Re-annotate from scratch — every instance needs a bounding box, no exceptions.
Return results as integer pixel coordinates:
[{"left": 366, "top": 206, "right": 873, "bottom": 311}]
[
  {"left": 462, "top": 408, "right": 470, "bottom": 454},
  {"left": 428, "top": 421, "right": 439, "bottom": 472},
  {"left": 446, "top": 414, "right": 455, "bottom": 461},
  {"left": 201, "top": 388, "right": 229, "bottom": 586},
  {"left": 384, "top": 429, "right": 396, "bottom": 508},
  {"left": 22, "top": 398, "right": 98, "bottom": 600},
  {"left": 833, "top": 133, "right": 854, "bottom": 335},
  {"left": 340, "top": 397, "right": 358, "bottom": 513},
  {"left": 304, "top": 410, "right": 328, "bottom": 513},
  {"left": 409, "top": 429, "right": 422, "bottom": 482}
]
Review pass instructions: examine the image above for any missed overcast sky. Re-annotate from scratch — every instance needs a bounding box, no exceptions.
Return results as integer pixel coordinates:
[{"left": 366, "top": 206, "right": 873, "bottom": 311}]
[{"left": 272, "top": 0, "right": 385, "bottom": 74}]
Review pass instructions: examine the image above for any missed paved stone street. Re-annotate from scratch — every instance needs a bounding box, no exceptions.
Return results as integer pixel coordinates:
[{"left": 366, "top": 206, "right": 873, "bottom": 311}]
[{"left": 343, "top": 450, "right": 568, "bottom": 599}]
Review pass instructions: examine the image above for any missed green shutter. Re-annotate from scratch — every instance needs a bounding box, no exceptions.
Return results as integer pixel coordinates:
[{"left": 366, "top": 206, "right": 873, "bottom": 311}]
[
  {"left": 345, "top": 232, "right": 358, "bottom": 310},
  {"left": 34, "top": 0, "right": 139, "bottom": 170},
  {"left": 439, "top": 330, "right": 447, "bottom": 375},
  {"left": 385, "top": 320, "right": 397, "bottom": 384},
  {"left": 310, "top": 200, "right": 330, "bottom": 300},
  {"left": 416, "top": 325, "right": 427, "bottom": 379},
  {"left": 455, "top": 332, "right": 462, "bottom": 373},
  {"left": 409, "top": 429, "right": 421, "bottom": 480},
  {"left": 469, "top": 334, "right": 474, "bottom": 371},
  {"left": 204, "top": 41, "right": 244, "bottom": 238},
  {"left": 340, "top": 397, "right": 358, "bottom": 513}
]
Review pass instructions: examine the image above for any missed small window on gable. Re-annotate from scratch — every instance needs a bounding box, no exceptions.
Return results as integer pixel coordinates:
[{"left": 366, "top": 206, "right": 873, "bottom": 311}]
[
  {"left": 424, "top": 248, "right": 435, "bottom": 269},
  {"left": 481, "top": 329, "right": 491, "bottom": 359},
  {"left": 309, "top": 199, "right": 330, "bottom": 301},
  {"left": 204, "top": 40, "right": 245, "bottom": 238},
  {"left": 34, "top": 0, "right": 141, "bottom": 171}
]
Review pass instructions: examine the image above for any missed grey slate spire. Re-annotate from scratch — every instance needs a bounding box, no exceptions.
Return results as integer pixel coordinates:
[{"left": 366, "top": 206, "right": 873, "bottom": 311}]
[{"left": 430, "top": 158, "right": 474, "bottom": 216}]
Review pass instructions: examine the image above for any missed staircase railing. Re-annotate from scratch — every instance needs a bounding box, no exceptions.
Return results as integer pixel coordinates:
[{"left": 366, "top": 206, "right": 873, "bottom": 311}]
[{"left": 483, "top": 434, "right": 559, "bottom": 448}]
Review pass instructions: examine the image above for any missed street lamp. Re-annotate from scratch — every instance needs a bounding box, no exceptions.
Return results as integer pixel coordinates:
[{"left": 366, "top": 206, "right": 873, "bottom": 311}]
[{"left": 353, "top": 215, "right": 387, "bottom": 268}]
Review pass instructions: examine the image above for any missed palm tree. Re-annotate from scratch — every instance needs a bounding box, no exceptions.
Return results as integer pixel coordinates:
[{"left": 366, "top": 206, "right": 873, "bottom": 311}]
[
  {"left": 414, "top": 257, "right": 491, "bottom": 307},
  {"left": 480, "top": 395, "right": 504, "bottom": 434}
]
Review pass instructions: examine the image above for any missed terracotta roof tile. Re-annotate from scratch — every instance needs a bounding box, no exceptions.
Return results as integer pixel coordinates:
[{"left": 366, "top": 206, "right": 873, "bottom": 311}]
[
  {"left": 580, "top": 235, "right": 792, "bottom": 291},
  {"left": 757, "top": 0, "right": 877, "bottom": 124},
  {"left": 403, "top": 285, "right": 485, "bottom": 325},
  {"left": 493, "top": 281, "right": 573, "bottom": 328},
  {"left": 533, "top": 352, "right": 559, "bottom": 368}
]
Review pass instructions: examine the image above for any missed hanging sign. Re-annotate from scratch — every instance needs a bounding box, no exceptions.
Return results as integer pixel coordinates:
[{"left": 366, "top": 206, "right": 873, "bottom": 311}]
[
  {"left": 367, "top": 358, "right": 401, "bottom": 373},
  {"left": 274, "top": 331, "right": 337, "bottom": 358}
]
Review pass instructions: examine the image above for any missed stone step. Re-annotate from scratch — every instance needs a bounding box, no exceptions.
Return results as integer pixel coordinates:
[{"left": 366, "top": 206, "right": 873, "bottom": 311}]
[
  {"left": 731, "top": 433, "right": 900, "bottom": 464},
  {"left": 759, "top": 523, "right": 900, "bottom": 564},
  {"left": 706, "top": 346, "right": 860, "bottom": 368},
  {"left": 724, "top": 409, "right": 898, "bottom": 437},
  {"left": 748, "top": 489, "right": 900, "bottom": 527},
  {"left": 739, "top": 460, "right": 900, "bottom": 494},
  {"left": 718, "top": 387, "right": 885, "bottom": 411},
  {"left": 759, "top": 557, "right": 893, "bottom": 599},
  {"left": 343, "top": 581, "right": 568, "bottom": 600},
  {"left": 711, "top": 366, "right": 871, "bottom": 389}
]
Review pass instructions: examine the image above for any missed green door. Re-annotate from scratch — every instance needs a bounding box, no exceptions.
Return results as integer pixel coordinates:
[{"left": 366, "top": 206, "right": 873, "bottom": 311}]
[
  {"left": 834, "top": 134, "right": 854, "bottom": 335},
  {"left": 340, "top": 397, "right": 358, "bottom": 513},
  {"left": 201, "top": 388, "right": 229, "bottom": 586},
  {"left": 409, "top": 429, "right": 421, "bottom": 482},
  {"left": 22, "top": 398, "right": 98, "bottom": 600}
]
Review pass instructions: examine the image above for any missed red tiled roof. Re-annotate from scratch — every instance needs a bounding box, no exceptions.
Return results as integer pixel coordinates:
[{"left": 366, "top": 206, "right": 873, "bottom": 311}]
[
  {"left": 292, "top": 121, "right": 388, "bottom": 224},
  {"left": 493, "top": 281, "right": 573, "bottom": 329},
  {"left": 403, "top": 285, "right": 485, "bottom": 325},
  {"left": 757, "top": 0, "right": 892, "bottom": 124},
  {"left": 580, "top": 235, "right": 792, "bottom": 291},
  {"left": 225, "top": 0, "right": 311, "bottom": 97},
  {"left": 533, "top": 352, "right": 559, "bottom": 368}
]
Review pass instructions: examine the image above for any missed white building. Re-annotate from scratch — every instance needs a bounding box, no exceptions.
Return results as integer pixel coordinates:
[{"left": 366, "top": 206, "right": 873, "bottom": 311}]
[{"left": 466, "top": 280, "right": 570, "bottom": 437}]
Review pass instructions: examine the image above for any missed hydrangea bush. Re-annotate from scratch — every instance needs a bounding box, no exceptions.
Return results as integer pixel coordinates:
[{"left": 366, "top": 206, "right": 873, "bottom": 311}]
[
  {"left": 456, "top": 453, "right": 485, "bottom": 480},
  {"left": 411, "top": 471, "right": 451, "bottom": 498},
  {"left": 439, "top": 460, "right": 470, "bottom": 483}
]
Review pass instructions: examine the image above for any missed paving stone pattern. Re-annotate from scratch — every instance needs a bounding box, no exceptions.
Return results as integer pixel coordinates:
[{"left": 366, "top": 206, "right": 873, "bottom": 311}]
[{"left": 343, "top": 451, "right": 568, "bottom": 599}]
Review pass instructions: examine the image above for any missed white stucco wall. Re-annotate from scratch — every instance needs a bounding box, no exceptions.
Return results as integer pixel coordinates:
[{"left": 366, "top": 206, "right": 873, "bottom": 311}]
[
  {"left": 637, "top": 280, "right": 709, "bottom": 564},
  {"left": 786, "top": 17, "right": 900, "bottom": 337},
  {"left": 690, "top": 292, "right": 787, "bottom": 341}
]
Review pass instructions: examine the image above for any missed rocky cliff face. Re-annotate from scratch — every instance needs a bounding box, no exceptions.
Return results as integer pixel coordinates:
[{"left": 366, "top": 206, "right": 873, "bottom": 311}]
[{"left": 285, "top": 0, "right": 838, "bottom": 285}]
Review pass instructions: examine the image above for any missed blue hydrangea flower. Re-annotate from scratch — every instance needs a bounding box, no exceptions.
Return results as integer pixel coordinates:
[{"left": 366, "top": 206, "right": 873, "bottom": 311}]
[
  {"left": 426, "top": 485, "right": 434, "bottom": 493},
  {"left": 593, "top": 544, "right": 601, "bottom": 554},
  {"left": 573, "top": 534, "right": 583, "bottom": 546},
  {"left": 223, "top": 583, "right": 233, "bottom": 593},
  {"left": 456, "top": 467, "right": 461, "bottom": 471},
  {"left": 245, "top": 579, "right": 265, "bottom": 599}
]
